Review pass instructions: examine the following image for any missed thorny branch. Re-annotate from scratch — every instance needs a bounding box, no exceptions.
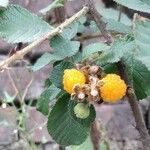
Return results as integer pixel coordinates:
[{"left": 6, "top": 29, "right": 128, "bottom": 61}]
[
  {"left": 90, "top": 121, "right": 101, "bottom": 150},
  {"left": 86, "top": 0, "right": 113, "bottom": 45},
  {"left": 86, "top": 0, "right": 150, "bottom": 149},
  {"left": 0, "top": 6, "right": 89, "bottom": 70},
  {"left": 117, "top": 61, "right": 150, "bottom": 150}
]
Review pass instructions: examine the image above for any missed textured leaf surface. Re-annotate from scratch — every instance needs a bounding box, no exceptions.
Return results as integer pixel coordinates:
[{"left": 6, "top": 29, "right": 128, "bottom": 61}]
[
  {"left": 114, "top": 0, "right": 150, "bottom": 13},
  {"left": 71, "top": 137, "right": 93, "bottom": 150},
  {"left": 97, "top": 40, "right": 134, "bottom": 65},
  {"left": 71, "top": 137, "right": 109, "bottom": 150},
  {"left": 123, "top": 54, "right": 150, "bottom": 100},
  {"left": 142, "top": 0, "right": 150, "bottom": 6},
  {"left": 50, "top": 35, "right": 80, "bottom": 58},
  {"left": 31, "top": 36, "right": 79, "bottom": 71},
  {"left": 97, "top": 6, "right": 131, "bottom": 26},
  {"left": 37, "top": 85, "right": 61, "bottom": 116},
  {"left": 82, "top": 42, "right": 110, "bottom": 60},
  {"left": 0, "top": 5, "right": 52, "bottom": 43},
  {"left": 133, "top": 18, "right": 150, "bottom": 71},
  {"left": 47, "top": 94, "right": 95, "bottom": 146},
  {"left": 93, "top": 6, "right": 131, "bottom": 34},
  {"left": 40, "top": 0, "right": 63, "bottom": 14},
  {"left": 137, "top": 56, "right": 150, "bottom": 71},
  {"left": 30, "top": 53, "right": 53, "bottom": 71},
  {"left": 61, "top": 22, "right": 79, "bottom": 40},
  {"left": 50, "top": 61, "right": 74, "bottom": 88}
]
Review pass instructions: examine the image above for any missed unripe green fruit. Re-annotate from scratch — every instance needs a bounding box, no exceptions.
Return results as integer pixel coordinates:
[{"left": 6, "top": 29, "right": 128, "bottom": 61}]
[{"left": 74, "top": 103, "right": 90, "bottom": 119}]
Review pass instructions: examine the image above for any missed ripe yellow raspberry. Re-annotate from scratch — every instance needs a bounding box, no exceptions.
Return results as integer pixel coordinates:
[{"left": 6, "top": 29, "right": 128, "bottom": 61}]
[
  {"left": 100, "top": 74, "right": 127, "bottom": 103},
  {"left": 63, "top": 69, "right": 86, "bottom": 94}
]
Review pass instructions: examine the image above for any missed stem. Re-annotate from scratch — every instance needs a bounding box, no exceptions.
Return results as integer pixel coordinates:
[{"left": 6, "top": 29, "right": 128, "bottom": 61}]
[
  {"left": 117, "top": 61, "right": 150, "bottom": 150},
  {"left": 59, "top": 146, "right": 65, "bottom": 150},
  {"left": 90, "top": 121, "right": 100, "bottom": 150},
  {"left": 117, "top": 5, "right": 122, "bottom": 22},
  {"left": 86, "top": 0, "right": 113, "bottom": 45},
  {"left": 85, "top": 0, "right": 150, "bottom": 148},
  {"left": 0, "top": 6, "right": 89, "bottom": 70},
  {"left": 54, "top": 1, "right": 66, "bottom": 23}
]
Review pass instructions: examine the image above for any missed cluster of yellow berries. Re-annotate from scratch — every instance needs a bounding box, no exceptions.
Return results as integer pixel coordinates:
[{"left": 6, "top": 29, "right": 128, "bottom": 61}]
[{"left": 63, "top": 68, "right": 127, "bottom": 103}]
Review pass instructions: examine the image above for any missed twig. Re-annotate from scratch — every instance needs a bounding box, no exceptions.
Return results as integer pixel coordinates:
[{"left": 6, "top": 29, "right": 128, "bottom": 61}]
[
  {"left": 75, "top": 33, "right": 102, "bottom": 42},
  {"left": 54, "top": 0, "right": 66, "bottom": 24},
  {"left": 7, "top": 69, "right": 22, "bottom": 101},
  {"left": 86, "top": 0, "right": 113, "bottom": 45},
  {"left": 22, "top": 77, "right": 33, "bottom": 102},
  {"left": 54, "top": 7, "right": 66, "bottom": 23},
  {"left": 90, "top": 121, "right": 100, "bottom": 150},
  {"left": 59, "top": 146, "right": 65, "bottom": 150},
  {"left": 0, "top": 6, "right": 89, "bottom": 70},
  {"left": 117, "top": 61, "right": 150, "bottom": 150},
  {"left": 75, "top": 32, "right": 121, "bottom": 42}
]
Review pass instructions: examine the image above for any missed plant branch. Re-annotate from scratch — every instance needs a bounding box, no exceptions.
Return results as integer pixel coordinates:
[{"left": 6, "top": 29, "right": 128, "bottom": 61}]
[
  {"left": 0, "top": 6, "right": 89, "bottom": 70},
  {"left": 90, "top": 121, "right": 100, "bottom": 150},
  {"left": 86, "top": 0, "right": 113, "bottom": 45},
  {"left": 84, "top": 0, "right": 150, "bottom": 149},
  {"left": 117, "top": 61, "right": 150, "bottom": 150}
]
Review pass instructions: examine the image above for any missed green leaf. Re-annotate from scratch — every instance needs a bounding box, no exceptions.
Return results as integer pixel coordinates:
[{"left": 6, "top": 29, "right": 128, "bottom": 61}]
[
  {"left": 92, "top": 6, "right": 132, "bottom": 34},
  {"left": 0, "top": 0, "right": 9, "bottom": 9},
  {"left": 142, "top": 0, "right": 150, "bottom": 6},
  {"left": 105, "top": 18, "right": 132, "bottom": 34},
  {"left": 82, "top": 42, "right": 110, "bottom": 60},
  {"left": 37, "top": 85, "right": 61, "bottom": 116},
  {"left": 61, "top": 22, "right": 79, "bottom": 40},
  {"left": 39, "top": 0, "right": 64, "bottom": 15},
  {"left": 47, "top": 94, "right": 94, "bottom": 146},
  {"left": 96, "top": 6, "right": 131, "bottom": 26},
  {"left": 97, "top": 40, "right": 134, "bottom": 65},
  {"left": 44, "top": 78, "right": 52, "bottom": 88},
  {"left": 31, "top": 36, "right": 79, "bottom": 71},
  {"left": 50, "top": 35, "right": 80, "bottom": 58},
  {"left": 72, "top": 52, "right": 83, "bottom": 63},
  {"left": 71, "top": 137, "right": 109, "bottom": 150},
  {"left": 4, "top": 91, "right": 16, "bottom": 103},
  {"left": 114, "top": 0, "right": 150, "bottom": 13},
  {"left": 0, "top": 5, "right": 53, "bottom": 43},
  {"left": 102, "top": 63, "right": 118, "bottom": 74},
  {"left": 77, "top": 16, "right": 86, "bottom": 33},
  {"left": 133, "top": 17, "right": 150, "bottom": 71},
  {"left": 30, "top": 53, "right": 53, "bottom": 71},
  {"left": 123, "top": 54, "right": 150, "bottom": 100},
  {"left": 50, "top": 61, "right": 74, "bottom": 88},
  {"left": 137, "top": 56, "right": 150, "bottom": 71},
  {"left": 90, "top": 20, "right": 131, "bottom": 34},
  {"left": 71, "top": 137, "right": 93, "bottom": 150}
]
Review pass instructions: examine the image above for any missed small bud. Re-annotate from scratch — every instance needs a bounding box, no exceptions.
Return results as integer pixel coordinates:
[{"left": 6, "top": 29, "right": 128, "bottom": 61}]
[
  {"left": 91, "top": 89, "right": 98, "bottom": 97},
  {"left": 74, "top": 103, "right": 90, "bottom": 119},
  {"left": 2, "top": 103, "right": 7, "bottom": 108},
  {"left": 78, "top": 92, "right": 85, "bottom": 99},
  {"left": 89, "top": 66, "right": 99, "bottom": 74}
]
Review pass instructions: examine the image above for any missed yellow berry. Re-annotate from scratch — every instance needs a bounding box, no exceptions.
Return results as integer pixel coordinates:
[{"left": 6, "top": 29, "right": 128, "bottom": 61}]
[
  {"left": 100, "top": 74, "right": 127, "bottom": 103},
  {"left": 63, "top": 69, "right": 86, "bottom": 94}
]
